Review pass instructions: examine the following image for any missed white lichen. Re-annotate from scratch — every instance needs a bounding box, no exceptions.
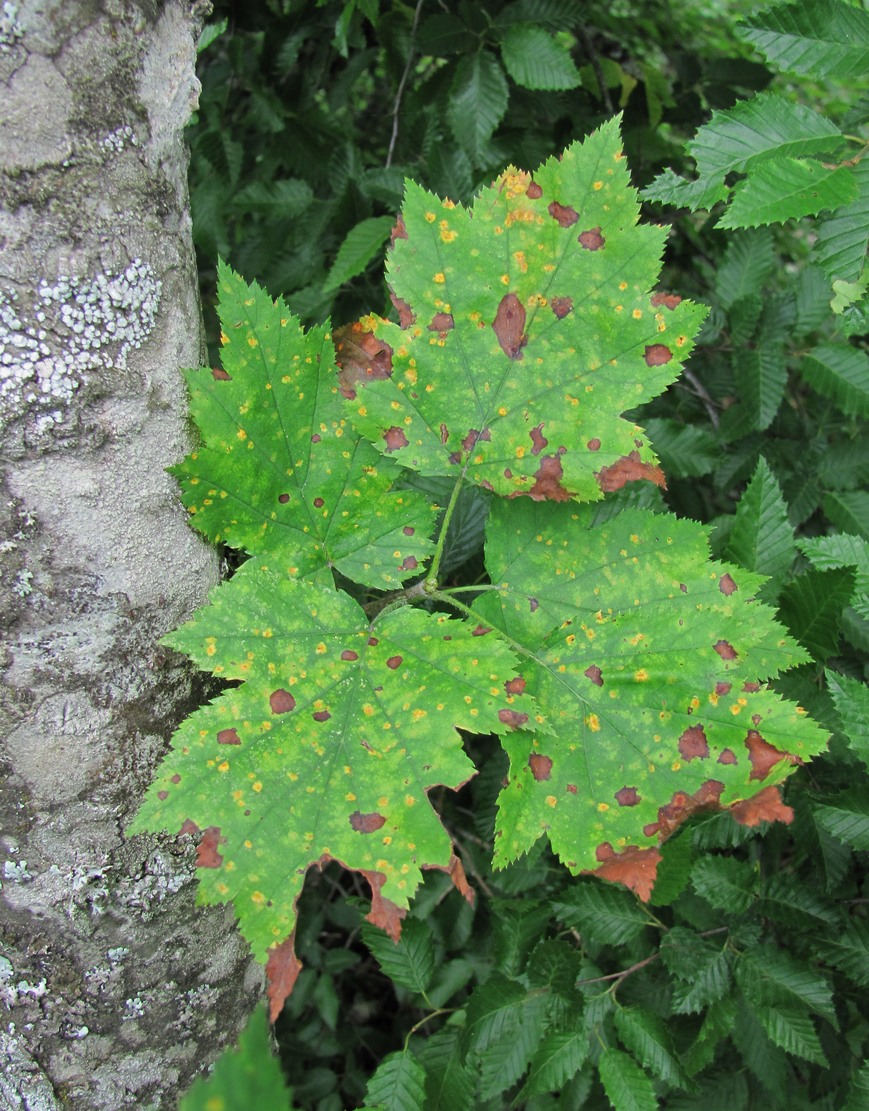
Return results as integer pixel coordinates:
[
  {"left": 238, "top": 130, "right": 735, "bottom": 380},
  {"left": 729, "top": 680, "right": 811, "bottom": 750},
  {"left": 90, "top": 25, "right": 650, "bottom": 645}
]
[
  {"left": 2, "top": 859, "right": 31, "bottom": 882},
  {"left": 12, "top": 569, "right": 32, "bottom": 597},
  {"left": 0, "top": 259, "right": 162, "bottom": 430},
  {"left": 0, "top": 2, "right": 23, "bottom": 52},
  {"left": 101, "top": 125, "right": 139, "bottom": 153},
  {"left": 123, "top": 995, "right": 146, "bottom": 1020}
]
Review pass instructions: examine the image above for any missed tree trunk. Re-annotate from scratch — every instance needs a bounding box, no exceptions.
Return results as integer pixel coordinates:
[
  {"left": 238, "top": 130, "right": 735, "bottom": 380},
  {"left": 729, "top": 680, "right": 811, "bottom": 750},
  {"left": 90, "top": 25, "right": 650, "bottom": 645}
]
[{"left": 0, "top": 2, "right": 260, "bottom": 1107}]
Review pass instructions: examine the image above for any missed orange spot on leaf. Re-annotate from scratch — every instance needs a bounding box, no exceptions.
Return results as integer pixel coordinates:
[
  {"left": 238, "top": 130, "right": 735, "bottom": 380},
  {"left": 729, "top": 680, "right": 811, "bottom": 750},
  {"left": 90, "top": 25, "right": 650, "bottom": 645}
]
[
  {"left": 266, "top": 933, "right": 303, "bottom": 1022},
  {"left": 731, "top": 785, "right": 794, "bottom": 827},
  {"left": 596, "top": 450, "right": 666, "bottom": 493},
  {"left": 591, "top": 843, "right": 661, "bottom": 902}
]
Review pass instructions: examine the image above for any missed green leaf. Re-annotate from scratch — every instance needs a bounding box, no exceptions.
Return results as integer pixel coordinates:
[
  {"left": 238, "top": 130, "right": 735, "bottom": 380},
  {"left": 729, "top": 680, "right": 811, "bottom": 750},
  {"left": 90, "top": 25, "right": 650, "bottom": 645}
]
[
  {"left": 230, "top": 179, "right": 314, "bottom": 218},
  {"left": 179, "top": 1004, "right": 294, "bottom": 1111},
  {"left": 351, "top": 119, "right": 707, "bottom": 503},
  {"left": 614, "top": 1006, "right": 690, "bottom": 1087},
  {"left": 476, "top": 990, "right": 550, "bottom": 1099},
  {"left": 732, "top": 346, "right": 788, "bottom": 432},
  {"left": 730, "top": 998, "right": 788, "bottom": 1096},
  {"left": 597, "top": 1048, "right": 658, "bottom": 1111},
  {"left": 494, "top": 0, "right": 580, "bottom": 31},
  {"left": 691, "top": 854, "right": 758, "bottom": 914},
  {"left": 738, "top": 0, "right": 869, "bottom": 80},
  {"left": 499, "top": 25, "right": 582, "bottom": 90},
  {"left": 718, "top": 159, "right": 858, "bottom": 230},
  {"left": 323, "top": 216, "right": 395, "bottom": 292},
  {"left": 778, "top": 567, "right": 855, "bottom": 659},
  {"left": 463, "top": 974, "right": 529, "bottom": 1052},
  {"left": 447, "top": 52, "right": 509, "bottom": 163},
  {"left": 725, "top": 457, "right": 796, "bottom": 583},
  {"left": 844, "top": 1061, "right": 869, "bottom": 1111},
  {"left": 714, "top": 229, "right": 775, "bottom": 311},
  {"left": 363, "top": 1050, "right": 427, "bottom": 1111},
  {"left": 130, "top": 569, "right": 535, "bottom": 964},
  {"left": 799, "top": 344, "right": 869, "bottom": 418},
  {"left": 472, "top": 499, "right": 823, "bottom": 883},
  {"left": 827, "top": 670, "right": 869, "bottom": 771},
  {"left": 681, "top": 994, "right": 737, "bottom": 1071},
  {"left": 813, "top": 786, "right": 869, "bottom": 850},
  {"left": 758, "top": 872, "right": 839, "bottom": 928},
  {"left": 491, "top": 899, "right": 554, "bottom": 976},
  {"left": 552, "top": 881, "right": 649, "bottom": 946},
  {"left": 521, "top": 1028, "right": 589, "bottom": 1097},
  {"left": 735, "top": 945, "right": 837, "bottom": 1025},
  {"left": 643, "top": 419, "right": 719, "bottom": 479},
  {"left": 362, "top": 917, "right": 435, "bottom": 995},
  {"left": 811, "top": 918, "right": 869, "bottom": 987},
  {"left": 418, "top": 1028, "right": 475, "bottom": 1111},
  {"left": 824, "top": 490, "right": 869, "bottom": 541},
  {"left": 640, "top": 168, "right": 729, "bottom": 212},
  {"left": 647, "top": 833, "right": 694, "bottom": 906},
  {"left": 799, "top": 535, "right": 869, "bottom": 615},
  {"left": 172, "top": 265, "right": 436, "bottom": 590},
  {"left": 689, "top": 93, "right": 844, "bottom": 180},
  {"left": 754, "top": 1003, "right": 827, "bottom": 1066},
  {"left": 813, "top": 159, "right": 869, "bottom": 283},
  {"left": 831, "top": 274, "right": 869, "bottom": 313}
]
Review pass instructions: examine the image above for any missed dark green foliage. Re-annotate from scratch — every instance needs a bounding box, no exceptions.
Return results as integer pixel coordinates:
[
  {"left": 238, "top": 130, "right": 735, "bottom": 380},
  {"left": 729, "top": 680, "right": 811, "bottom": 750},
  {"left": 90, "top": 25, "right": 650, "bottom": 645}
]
[{"left": 170, "top": 3, "right": 869, "bottom": 1108}]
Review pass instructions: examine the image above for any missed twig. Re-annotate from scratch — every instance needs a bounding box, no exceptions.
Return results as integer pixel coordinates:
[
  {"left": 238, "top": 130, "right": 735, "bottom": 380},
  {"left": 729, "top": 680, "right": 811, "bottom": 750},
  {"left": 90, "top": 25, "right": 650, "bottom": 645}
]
[
  {"left": 680, "top": 364, "right": 720, "bottom": 429},
  {"left": 386, "top": 0, "right": 426, "bottom": 168},
  {"left": 578, "top": 26, "right": 614, "bottom": 116},
  {"left": 574, "top": 926, "right": 729, "bottom": 988}
]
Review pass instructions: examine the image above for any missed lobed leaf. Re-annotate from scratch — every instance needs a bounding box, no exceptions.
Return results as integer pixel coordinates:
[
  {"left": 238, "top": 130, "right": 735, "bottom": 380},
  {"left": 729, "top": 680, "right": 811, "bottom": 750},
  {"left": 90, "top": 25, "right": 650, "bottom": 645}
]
[
  {"left": 737, "top": 0, "right": 869, "bottom": 81},
  {"left": 472, "top": 500, "right": 825, "bottom": 894},
  {"left": 130, "top": 565, "right": 536, "bottom": 999},
  {"left": 173, "top": 265, "right": 436, "bottom": 590},
  {"left": 347, "top": 118, "right": 707, "bottom": 504}
]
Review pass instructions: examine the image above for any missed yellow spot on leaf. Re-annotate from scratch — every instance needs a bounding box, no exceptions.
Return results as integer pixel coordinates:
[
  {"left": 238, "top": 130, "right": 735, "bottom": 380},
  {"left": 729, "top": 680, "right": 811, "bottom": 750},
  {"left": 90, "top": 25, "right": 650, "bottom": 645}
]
[{"left": 586, "top": 714, "right": 601, "bottom": 732}]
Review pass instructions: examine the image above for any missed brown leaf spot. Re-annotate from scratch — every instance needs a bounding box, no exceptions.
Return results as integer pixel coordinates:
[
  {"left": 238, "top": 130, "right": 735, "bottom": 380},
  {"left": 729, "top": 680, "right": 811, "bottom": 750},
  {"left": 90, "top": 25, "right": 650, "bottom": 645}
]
[
  {"left": 390, "top": 292, "right": 415, "bottom": 328},
  {"left": 678, "top": 725, "right": 710, "bottom": 761},
  {"left": 578, "top": 226, "right": 605, "bottom": 250},
  {"left": 715, "top": 681, "right": 732, "bottom": 695},
  {"left": 591, "top": 843, "right": 661, "bottom": 902},
  {"left": 341, "top": 650, "right": 358, "bottom": 661},
  {"left": 390, "top": 213, "right": 408, "bottom": 243},
  {"left": 680, "top": 583, "right": 687, "bottom": 593},
  {"left": 530, "top": 424, "right": 548, "bottom": 456},
  {"left": 211, "top": 367, "right": 231, "bottom": 380},
  {"left": 462, "top": 427, "right": 491, "bottom": 451},
  {"left": 196, "top": 826, "right": 224, "bottom": 869},
  {"left": 529, "top": 753, "right": 552, "bottom": 781},
  {"left": 384, "top": 426, "right": 409, "bottom": 452},
  {"left": 439, "top": 422, "right": 449, "bottom": 445},
  {"left": 428, "top": 311, "right": 455, "bottom": 333},
  {"left": 492, "top": 293, "right": 527, "bottom": 360},
  {"left": 731, "top": 785, "right": 794, "bottom": 827},
  {"left": 550, "top": 296, "right": 573, "bottom": 319},
  {"left": 644, "top": 344, "right": 673, "bottom": 366},
  {"left": 313, "top": 497, "right": 324, "bottom": 508},
  {"left": 402, "top": 526, "right": 415, "bottom": 536},
  {"left": 368, "top": 636, "right": 379, "bottom": 646},
  {"left": 217, "top": 728, "right": 241, "bottom": 745},
  {"left": 651, "top": 292, "right": 682, "bottom": 310},
  {"left": 548, "top": 200, "right": 579, "bottom": 227},
  {"left": 499, "top": 708, "right": 529, "bottom": 729},
  {"left": 334, "top": 321, "right": 394, "bottom": 398},
  {"left": 713, "top": 639, "right": 737, "bottom": 660},
  {"left": 596, "top": 450, "right": 666, "bottom": 493},
  {"left": 448, "top": 450, "right": 462, "bottom": 464},
  {"left": 472, "top": 624, "right": 492, "bottom": 637},
  {"left": 363, "top": 869, "right": 406, "bottom": 941},
  {"left": 505, "top": 676, "right": 526, "bottom": 694},
  {"left": 312, "top": 710, "right": 332, "bottom": 722},
  {"left": 349, "top": 810, "right": 387, "bottom": 833},
  {"left": 566, "top": 783, "right": 577, "bottom": 794},
  {"left": 743, "top": 681, "right": 760, "bottom": 693},
  {"left": 157, "top": 790, "right": 168, "bottom": 801},
  {"left": 401, "top": 555, "right": 417, "bottom": 570},
  {"left": 266, "top": 932, "right": 303, "bottom": 1021},
  {"left": 171, "top": 774, "right": 181, "bottom": 784},
  {"left": 386, "top": 655, "right": 403, "bottom": 670},
  {"left": 587, "top": 438, "right": 601, "bottom": 452},
  {"left": 585, "top": 664, "right": 603, "bottom": 687},
  {"left": 278, "top": 493, "right": 290, "bottom": 504},
  {"left": 718, "top": 748, "right": 738, "bottom": 765},
  {"left": 719, "top": 573, "right": 737, "bottom": 595},
  {"left": 311, "top": 433, "right": 321, "bottom": 443},
  {"left": 615, "top": 786, "right": 641, "bottom": 807},
  {"left": 528, "top": 455, "right": 571, "bottom": 501},
  {"left": 746, "top": 729, "right": 794, "bottom": 781},
  {"left": 269, "top": 689, "right": 296, "bottom": 714},
  {"left": 527, "top": 181, "right": 543, "bottom": 199},
  {"left": 529, "top": 597, "right": 539, "bottom": 612},
  {"left": 647, "top": 780, "right": 726, "bottom": 839}
]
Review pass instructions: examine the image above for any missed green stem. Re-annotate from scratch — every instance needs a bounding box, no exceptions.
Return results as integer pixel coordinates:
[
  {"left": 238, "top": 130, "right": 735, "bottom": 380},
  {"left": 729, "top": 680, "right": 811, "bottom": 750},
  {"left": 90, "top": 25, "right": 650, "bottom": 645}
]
[
  {"left": 428, "top": 589, "right": 541, "bottom": 668},
  {"left": 424, "top": 474, "right": 466, "bottom": 592}
]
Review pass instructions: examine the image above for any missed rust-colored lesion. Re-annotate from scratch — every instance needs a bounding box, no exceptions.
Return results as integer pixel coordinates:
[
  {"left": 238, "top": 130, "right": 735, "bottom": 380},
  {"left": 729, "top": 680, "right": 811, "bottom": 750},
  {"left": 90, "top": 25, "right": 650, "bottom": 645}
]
[
  {"left": 595, "top": 450, "right": 666, "bottom": 493},
  {"left": 589, "top": 842, "right": 661, "bottom": 901},
  {"left": 492, "top": 293, "right": 527, "bottom": 360},
  {"left": 334, "top": 320, "right": 394, "bottom": 399}
]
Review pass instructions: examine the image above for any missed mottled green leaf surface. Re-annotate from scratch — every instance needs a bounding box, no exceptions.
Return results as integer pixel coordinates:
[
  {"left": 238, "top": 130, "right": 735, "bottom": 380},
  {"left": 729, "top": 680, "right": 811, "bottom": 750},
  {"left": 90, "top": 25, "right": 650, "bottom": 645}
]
[
  {"left": 471, "top": 500, "right": 826, "bottom": 887},
  {"left": 349, "top": 119, "right": 706, "bottom": 503},
  {"left": 172, "top": 264, "right": 436, "bottom": 589}
]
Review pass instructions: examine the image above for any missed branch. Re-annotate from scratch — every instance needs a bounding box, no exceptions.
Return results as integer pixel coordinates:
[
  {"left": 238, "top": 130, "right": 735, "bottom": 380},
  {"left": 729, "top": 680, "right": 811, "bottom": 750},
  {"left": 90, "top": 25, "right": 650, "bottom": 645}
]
[{"left": 386, "top": 0, "right": 426, "bottom": 168}]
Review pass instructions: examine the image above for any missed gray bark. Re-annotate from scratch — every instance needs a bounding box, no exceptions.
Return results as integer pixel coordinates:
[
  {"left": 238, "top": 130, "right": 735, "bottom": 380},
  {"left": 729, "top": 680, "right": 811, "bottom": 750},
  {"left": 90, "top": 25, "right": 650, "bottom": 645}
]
[{"left": 0, "top": 2, "right": 261, "bottom": 1107}]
